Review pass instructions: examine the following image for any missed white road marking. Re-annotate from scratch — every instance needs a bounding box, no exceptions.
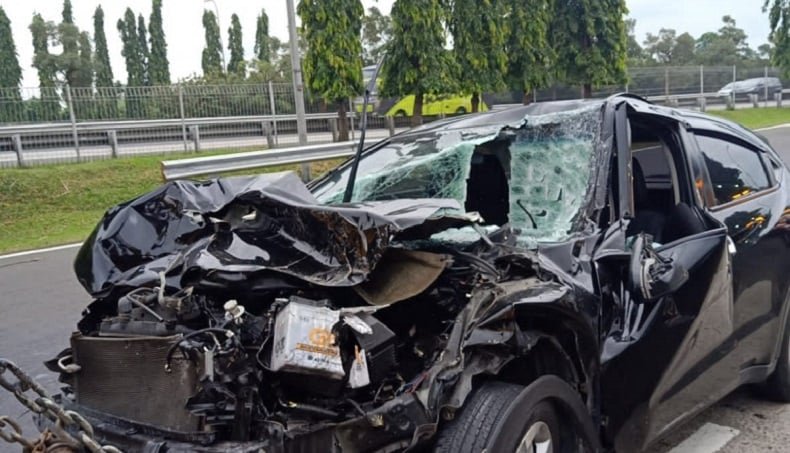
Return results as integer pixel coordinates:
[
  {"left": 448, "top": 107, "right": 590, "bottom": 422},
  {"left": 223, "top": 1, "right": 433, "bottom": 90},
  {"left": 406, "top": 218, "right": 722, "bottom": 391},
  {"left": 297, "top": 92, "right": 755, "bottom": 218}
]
[
  {"left": 756, "top": 123, "right": 790, "bottom": 131},
  {"left": 667, "top": 423, "right": 740, "bottom": 453},
  {"left": 0, "top": 242, "right": 82, "bottom": 261}
]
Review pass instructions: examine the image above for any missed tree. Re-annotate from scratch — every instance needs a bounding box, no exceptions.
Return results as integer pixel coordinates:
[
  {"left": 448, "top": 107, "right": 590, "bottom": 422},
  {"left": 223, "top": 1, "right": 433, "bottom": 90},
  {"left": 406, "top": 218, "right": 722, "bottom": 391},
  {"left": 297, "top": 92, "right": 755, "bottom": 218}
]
[
  {"left": 766, "top": 1, "right": 790, "bottom": 73},
  {"left": 149, "top": 0, "right": 170, "bottom": 85},
  {"left": 0, "top": 6, "right": 23, "bottom": 122},
  {"left": 137, "top": 14, "right": 150, "bottom": 85},
  {"left": 644, "top": 28, "right": 677, "bottom": 64},
  {"left": 361, "top": 7, "right": 391, "bottom": 65},
  {"left": 673, "top": 33, "right": 696, "bottom": 65},
  {"left": 298, "top": 0, "right": 363, "bottom": 141},
  {"left": 505, "top": 0, "right": 554, "bottom": 104},
  {"left": 202, "top": 10, "right": 223, "bottom": 76},
  {"left": 59, "top": 0, "right": 81, "bottom": 87},
  {"left": 381, "top": 0, "right": 456, "bottom": 126},
  {"left": 74, "top": 31, "right": 93, "bottom": 87},
  {"left": 228, "top": 13, "right": 244, "bottom": 76},
  {"left": 449, "top": 0, "right": 508, "bottom": 112},
  {"left": 696, "top": 16, "right": 753, "bottom": 66},
  {"left": 93, "top": 6, "right": 114, "bottom": 87},
  {"left": 30, "top": 13, "right": 56, "bottom": 89},
  {"left": 118, "top": 8, "right": 144, "bottom": 116},
  {"left": 552, "top": 0, "right": 628, "bottom": 98},
  {"left": 625, "top": 18, "right": 647, "bottom": 66},
  {"left": 0, "top": 7, "right": 22, "bottom": 89},
  {"left": 254, "top": 8, "right": 270, "bottom": 62}
]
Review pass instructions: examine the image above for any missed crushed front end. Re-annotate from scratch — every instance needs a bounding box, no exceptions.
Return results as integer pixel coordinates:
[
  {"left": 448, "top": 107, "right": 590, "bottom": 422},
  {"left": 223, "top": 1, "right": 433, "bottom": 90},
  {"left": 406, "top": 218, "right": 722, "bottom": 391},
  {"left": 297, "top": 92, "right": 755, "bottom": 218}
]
[{"left": 47, "top": 104, "right": 608, "bottom": 452}]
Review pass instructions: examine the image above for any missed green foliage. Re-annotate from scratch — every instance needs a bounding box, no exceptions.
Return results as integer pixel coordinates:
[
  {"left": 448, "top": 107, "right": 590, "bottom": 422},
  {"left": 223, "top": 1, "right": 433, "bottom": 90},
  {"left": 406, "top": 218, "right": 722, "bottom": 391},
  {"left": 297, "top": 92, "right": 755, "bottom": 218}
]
[
  {"left": 202, "top": 10, "right": 223, "bottom": 77},
  {"left": 552, "top": 0, "right": 628, "bottom": 95},
  {"left": 361, "top": 7, "right": 391, "bottom": 65},
  {"left": 93, "top": 6, "right": 114, "bottom": 87},
  {"left": 505, "top": 0, "right": 554, "bottom": 100},
  {"left": 62, "top": 0, "right": 73, "bottom": 24},
  {"left": 149, "top": 0, "right": 170, "bottom": 85},
  {"left": 381, "top": 0, "right": 457, "bottom": 123},
  {"left": 0, "top": 6, "right": 22, "bottom": 122},
  {"left": 449, "top": 0, "right": 508, "bottom": 109},
  {"left": 118, "top": 9, "right": 143, "bottom": 86},
  {"left": 75, "top": 32, "right": 93, "bottom": 87},
  {"left": 228, "top": 14, "right": 245, "bottom": 77},
  {"left": 695, "top": 16, "right": 754, "bottom": 66},
  {"left": 767, "top": 0, "right": 790, "bottom": 74},
  {"left": 0, "top": 7, "right": 22, "bottom": 89},
  {"left": 298, "top": 0, "right": 364, "bottom": 140},
  {"left": 137, "top": 14, "right": 150, "bottom": 85},
  {"left": 254, "top": 8, "right": 270, "bottom": 62}
]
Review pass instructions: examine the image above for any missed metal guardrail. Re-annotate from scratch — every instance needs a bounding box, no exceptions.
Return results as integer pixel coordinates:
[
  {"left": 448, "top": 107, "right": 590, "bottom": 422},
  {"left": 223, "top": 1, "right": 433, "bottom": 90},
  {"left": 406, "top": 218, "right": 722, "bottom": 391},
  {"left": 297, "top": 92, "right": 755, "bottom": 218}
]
[{"left": 161, "top": 140, "right": 359, "bottom": 181}]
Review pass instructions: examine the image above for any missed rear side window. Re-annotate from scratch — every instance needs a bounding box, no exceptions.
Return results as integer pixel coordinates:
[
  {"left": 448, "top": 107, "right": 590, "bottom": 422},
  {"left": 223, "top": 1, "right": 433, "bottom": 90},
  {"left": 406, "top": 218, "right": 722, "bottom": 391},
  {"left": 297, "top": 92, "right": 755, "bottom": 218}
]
[{"left": 695, "top": 134, "right": 771, "bottom": 206}]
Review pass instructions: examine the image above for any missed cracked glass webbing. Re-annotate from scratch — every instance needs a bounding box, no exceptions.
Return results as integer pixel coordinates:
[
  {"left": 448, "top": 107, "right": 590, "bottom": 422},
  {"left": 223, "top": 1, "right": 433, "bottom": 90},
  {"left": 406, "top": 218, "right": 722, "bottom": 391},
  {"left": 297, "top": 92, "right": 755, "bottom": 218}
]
[
  {"left": 315, "top": 131, "right": 498, "bottom": 204},
  {"left": 508, "top": 105, "right": 601, "bottom": 244}
]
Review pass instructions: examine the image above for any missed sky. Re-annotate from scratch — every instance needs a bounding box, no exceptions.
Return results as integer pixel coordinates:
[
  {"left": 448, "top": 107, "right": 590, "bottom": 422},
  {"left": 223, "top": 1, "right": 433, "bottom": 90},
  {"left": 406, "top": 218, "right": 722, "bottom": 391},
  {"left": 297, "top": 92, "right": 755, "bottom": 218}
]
[{"left": 2, "top": 0, "right": 772, "bottom": 88}]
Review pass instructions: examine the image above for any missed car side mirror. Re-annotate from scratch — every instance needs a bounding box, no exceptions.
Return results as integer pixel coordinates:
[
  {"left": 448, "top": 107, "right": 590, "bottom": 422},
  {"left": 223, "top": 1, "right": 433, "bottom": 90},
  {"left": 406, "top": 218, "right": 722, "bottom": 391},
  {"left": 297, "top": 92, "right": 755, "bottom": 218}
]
[{"left": 629, "top": 234, "right": 689, "bottom": 302}]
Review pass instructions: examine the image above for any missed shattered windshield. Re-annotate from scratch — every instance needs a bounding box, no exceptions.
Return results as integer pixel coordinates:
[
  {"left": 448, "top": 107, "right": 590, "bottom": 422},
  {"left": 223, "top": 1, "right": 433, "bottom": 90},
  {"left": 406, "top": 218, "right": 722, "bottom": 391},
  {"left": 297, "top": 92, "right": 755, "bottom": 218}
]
[{"left": 312, "top": 104, "right": 603, "bottom": 245}]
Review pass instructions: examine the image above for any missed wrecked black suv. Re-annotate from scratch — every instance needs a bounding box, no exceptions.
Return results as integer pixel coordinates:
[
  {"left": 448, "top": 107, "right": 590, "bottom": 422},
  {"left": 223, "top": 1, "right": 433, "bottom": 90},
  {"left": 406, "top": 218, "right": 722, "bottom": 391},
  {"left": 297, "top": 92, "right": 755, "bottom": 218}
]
[{"left": 48, "top": 95, "right": 790, "bottom": 452}]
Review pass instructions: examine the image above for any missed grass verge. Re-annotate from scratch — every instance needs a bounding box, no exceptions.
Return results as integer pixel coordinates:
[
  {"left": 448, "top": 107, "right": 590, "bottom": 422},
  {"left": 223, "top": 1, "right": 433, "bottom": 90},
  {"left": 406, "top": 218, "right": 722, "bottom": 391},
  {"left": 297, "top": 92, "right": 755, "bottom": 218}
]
[
  {"left": 709, "top": 107, "right": 790, "bottom": 129},
  {"left": 0, "top": 150, "right": 341, "bottom": 254}
]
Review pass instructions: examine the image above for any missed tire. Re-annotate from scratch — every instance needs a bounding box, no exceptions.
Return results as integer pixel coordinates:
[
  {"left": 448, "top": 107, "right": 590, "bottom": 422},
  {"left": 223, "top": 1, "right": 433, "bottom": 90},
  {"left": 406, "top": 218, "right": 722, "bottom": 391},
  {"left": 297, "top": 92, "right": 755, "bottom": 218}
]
[
  {"left": 763, "top": 313, "right": 790, "bottom": 402},
  {"left": 435, "top": 378, "right": 595, "bottom": 453},
  {"left": 394, "top": 109, "right": 407, "bottom": 117},
  {"left": 455, "top": 107, "right": 467, "bottom": 115}
]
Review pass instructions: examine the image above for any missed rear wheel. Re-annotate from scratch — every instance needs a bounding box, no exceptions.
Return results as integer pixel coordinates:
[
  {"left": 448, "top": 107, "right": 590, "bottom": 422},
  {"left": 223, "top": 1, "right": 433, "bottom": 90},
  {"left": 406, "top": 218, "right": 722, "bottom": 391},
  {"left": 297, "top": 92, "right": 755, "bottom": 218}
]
[{"left": 435, "top": 378, "right": 591, "bottom": 453}]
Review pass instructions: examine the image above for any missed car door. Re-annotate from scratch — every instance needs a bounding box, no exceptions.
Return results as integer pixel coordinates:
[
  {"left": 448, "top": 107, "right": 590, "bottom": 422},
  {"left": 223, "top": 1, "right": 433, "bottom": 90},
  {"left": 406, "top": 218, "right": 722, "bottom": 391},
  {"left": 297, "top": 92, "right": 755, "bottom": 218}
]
[
  {"left": 600, "top": 107, "right": 737, "bottom": 452},
  {"left": 689, "top": 130, "right": 790, "bottom": 372}
]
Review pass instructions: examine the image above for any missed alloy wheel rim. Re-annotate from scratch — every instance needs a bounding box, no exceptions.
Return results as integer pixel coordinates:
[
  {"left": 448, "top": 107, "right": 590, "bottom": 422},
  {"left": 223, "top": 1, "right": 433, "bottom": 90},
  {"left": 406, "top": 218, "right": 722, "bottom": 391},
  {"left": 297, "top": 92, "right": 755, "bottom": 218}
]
[{"left": 515, "top": 420, "right": 553, "bottom": 453}]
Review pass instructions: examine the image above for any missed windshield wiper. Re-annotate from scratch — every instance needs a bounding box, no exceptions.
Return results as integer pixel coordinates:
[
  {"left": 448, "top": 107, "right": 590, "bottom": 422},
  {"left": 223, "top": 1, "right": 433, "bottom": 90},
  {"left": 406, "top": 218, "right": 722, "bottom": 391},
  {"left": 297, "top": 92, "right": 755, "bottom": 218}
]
[{"left": 343, "top": 57, "right": 386, "bottom": 203}]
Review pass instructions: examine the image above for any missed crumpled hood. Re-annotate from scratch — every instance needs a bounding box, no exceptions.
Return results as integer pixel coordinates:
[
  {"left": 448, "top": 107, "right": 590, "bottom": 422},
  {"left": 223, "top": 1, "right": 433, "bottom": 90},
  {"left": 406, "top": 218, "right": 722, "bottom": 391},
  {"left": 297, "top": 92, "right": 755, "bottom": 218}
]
[{"left": 75, "top": 171, "right": 471, "bottom": 297}]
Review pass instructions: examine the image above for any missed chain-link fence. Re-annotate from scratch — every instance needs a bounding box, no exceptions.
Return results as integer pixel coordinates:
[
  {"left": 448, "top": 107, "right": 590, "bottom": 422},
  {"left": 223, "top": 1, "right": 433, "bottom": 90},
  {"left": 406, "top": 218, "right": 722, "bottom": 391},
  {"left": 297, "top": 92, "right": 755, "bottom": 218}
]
[{"left": 0, "top": 65, "right": 787, "bottom": 168}]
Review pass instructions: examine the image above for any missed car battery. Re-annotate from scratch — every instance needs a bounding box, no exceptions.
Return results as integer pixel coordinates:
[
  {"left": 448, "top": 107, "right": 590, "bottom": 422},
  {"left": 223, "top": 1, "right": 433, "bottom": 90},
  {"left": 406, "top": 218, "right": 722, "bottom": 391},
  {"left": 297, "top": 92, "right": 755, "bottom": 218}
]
[{"left": 270, "top": 301, "right": 345, "bottom": 379}]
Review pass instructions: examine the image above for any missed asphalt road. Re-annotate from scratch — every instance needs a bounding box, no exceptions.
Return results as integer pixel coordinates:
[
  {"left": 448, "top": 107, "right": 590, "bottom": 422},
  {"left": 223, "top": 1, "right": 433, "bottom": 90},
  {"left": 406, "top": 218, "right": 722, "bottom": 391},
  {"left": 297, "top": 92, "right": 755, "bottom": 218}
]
[{"left": 2, "top": 125, "right": 790, "bottom": 452}]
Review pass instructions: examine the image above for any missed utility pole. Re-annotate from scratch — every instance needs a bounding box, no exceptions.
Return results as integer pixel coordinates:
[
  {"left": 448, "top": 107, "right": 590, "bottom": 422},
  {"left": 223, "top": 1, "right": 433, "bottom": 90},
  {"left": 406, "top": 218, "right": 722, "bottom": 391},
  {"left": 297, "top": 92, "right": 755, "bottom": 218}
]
[{"left": 286, "top": 0, "right": 310, "bottom": 180}]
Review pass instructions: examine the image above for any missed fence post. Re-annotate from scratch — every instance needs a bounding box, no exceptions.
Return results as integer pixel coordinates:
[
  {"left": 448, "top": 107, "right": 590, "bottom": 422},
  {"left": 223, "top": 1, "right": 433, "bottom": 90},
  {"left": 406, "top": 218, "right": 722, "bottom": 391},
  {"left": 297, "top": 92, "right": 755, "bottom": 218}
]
[
  {"left": 328, "top": 118, "right": 339, "bottom": 142},
  {"left": 749, "top": 93, "right": 759, "bottom": 108},
  {"left": 107, "top": 130, "right": 119, "bottom": 158},
  {"left": 697, "top": 96, "right": 706, "bottom": 112},
  {"left": 64, "top": 84, "right": 81, "bottom": 162},
  {"left": 268, "top": 81, "right": 279, "bottom": 146},
  {"left": 664, "top": 67, "right": 669, "bottom": 98},
  {"left": 12, "top": 134, "right": 24, "bottom": 168},
  {"left": 386, "top": 116, "right": 395, "bottom": 136},
  {"left": 262, "top": 121, "right": 275, "bottom": 148},
  {"left": 700, "top": 65, "right": 704, "bottom": 96},
  {"left": 776, "top": 92, "right": 783, "bottom": 108},
  {"left": 178, "top": 83, "right": 188, "bottom": 152},
  {"left": 765, "top": 66, "right": 769, "bottom": 108},
  {"left": 348, "top": 99, "right": 356, "bottom": 141},
  {"left": 190, "top": 125, "right": 201, "bottom": 151}
]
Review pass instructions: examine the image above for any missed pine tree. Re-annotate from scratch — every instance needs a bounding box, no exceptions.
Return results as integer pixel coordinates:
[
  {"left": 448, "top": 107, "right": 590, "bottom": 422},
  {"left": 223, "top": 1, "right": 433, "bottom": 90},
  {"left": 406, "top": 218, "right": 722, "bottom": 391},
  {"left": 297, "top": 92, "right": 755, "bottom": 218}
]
[
  {"left": 254, "top": 8, "right": 270, "bottom": 62},
  {"left": 148, "top": 0, "right": 170, "bottom": 85},
  {"left": 381, "top": 0, "right": 456, "bottom": 126},
  {"left": 0, "top": 6, "right": 23, "bottom": 122},
  {"left": 449, "top": 0, "right": 508, "bottom": 112},
  {"left": 0, "top": 7, "right": 22, "bottom": 89},
  {"left": 505, "top": 0, "right": 554, "bottom": 104},
  {"left": 298, "top": 0, "right": 364, "bottom": 141},
  {"left": 227, "top": 13, "right": 244, "bottom": 76},
  {"left": 118, "top": 8, "right": 144, "bottom": 117},
  {"left": 93, "top": 6, "right": 114, "bottom": 87},
  {"left": 552, "top": 0, "right": 628, "bottom": 98},
  {"left": 59, "top": 0, "right": 81, "bottom": 87},
  {"left": 74, "top": 31, "right": 93, "bottom": 87},
  {"left": 137, "top": 14, "right": 150, "bottom": 86},
  {"left": 202, "top": 10, "right": 223, "bottom": 77}
]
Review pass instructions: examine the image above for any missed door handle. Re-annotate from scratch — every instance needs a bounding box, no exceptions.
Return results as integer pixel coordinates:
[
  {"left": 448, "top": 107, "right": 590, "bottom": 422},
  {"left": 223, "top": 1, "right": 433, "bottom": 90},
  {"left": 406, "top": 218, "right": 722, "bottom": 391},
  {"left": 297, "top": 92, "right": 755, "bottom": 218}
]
[{"left": 726, "top": 236, "right": 737, "bottom": 255}]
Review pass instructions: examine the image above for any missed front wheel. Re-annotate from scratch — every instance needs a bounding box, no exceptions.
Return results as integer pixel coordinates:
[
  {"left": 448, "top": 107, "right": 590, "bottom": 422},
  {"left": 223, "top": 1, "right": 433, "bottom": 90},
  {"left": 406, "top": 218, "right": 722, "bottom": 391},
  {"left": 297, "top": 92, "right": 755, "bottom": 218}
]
[
  {"left": 435, "top": 377, "right": 596, "bottom": 453},
  {"left": 762, "top": 312, "right": 790, "bottom": 402}
]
